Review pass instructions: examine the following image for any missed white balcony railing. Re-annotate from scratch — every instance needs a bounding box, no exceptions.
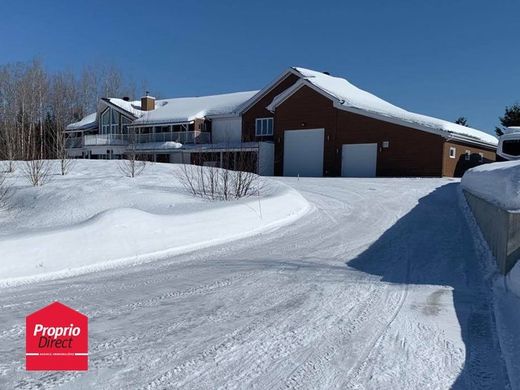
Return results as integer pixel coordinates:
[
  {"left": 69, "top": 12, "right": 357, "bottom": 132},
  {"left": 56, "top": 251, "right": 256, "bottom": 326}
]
[
  {"left": 136, "top": 131, "right": 211, "bottom": 144},
  {"left": 84, "top": 134, "right": 129, "bottom": 146},
  {"left": 79, "top": 131, "right": 211, "bottom": 147}
]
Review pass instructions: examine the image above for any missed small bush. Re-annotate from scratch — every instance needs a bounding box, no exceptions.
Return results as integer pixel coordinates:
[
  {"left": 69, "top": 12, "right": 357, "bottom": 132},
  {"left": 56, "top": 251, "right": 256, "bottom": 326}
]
[
  {"left": 176, "top": 163, "right": 263, "bottom": 201},
  {"left": 22, "top": 159, "right": 51, "bottom": 187}
]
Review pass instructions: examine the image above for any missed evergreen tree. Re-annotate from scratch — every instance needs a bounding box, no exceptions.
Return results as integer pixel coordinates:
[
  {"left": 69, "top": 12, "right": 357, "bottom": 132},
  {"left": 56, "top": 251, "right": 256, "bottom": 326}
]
[
  {"left": 496, "top": 103, "right": 520, "bottom": 136},
  {"left": 454, "top": 117, "right": 468, "bottom": 126}
]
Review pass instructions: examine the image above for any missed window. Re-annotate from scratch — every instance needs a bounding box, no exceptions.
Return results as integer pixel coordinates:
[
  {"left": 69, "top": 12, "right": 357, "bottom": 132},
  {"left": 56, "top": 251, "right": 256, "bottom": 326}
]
[
  {"left": 110, "top": 109, "right": 120, "bottom": 134},
  {"left": 100, "top": 108, "right": 131, "bottom": 135},
  {"left": 503, "top": 140, "right": 520, "bottom": 156},
  {"left": 479, "top": 153, "right": 484, "bottom": 163},
  {"left": 465, "top": 150, "right": 471, "bottom": 161},
  {"left": 122, "top": 117, "right": 131, "bottom": 134},
  {"left": 255, "top": 118, "right": 274, "bottom": 136},
  {"left": 101, "top": 109, "right": 110, "bottom": 134},
  {"left": 449, "top": 147, "right": 456, "bottom": 159}
]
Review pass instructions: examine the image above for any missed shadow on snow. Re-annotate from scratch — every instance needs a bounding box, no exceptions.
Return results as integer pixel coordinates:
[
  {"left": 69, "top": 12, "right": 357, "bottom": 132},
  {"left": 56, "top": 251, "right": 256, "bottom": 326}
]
[{"left": 347, "top": 182, "right": 508, "bottom": 389}]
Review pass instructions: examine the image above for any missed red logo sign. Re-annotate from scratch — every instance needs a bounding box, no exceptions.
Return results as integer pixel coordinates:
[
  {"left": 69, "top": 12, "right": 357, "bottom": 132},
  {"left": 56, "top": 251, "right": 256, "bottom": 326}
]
[{"left": 26, "top": 301, "right": 88, "bottom": 371}]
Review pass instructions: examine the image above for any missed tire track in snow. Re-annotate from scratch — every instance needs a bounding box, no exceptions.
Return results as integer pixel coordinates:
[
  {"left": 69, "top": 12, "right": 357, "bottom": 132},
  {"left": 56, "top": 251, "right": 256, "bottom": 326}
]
[{"left": 139, "top": 290, "right": 312, "bottom": 390}]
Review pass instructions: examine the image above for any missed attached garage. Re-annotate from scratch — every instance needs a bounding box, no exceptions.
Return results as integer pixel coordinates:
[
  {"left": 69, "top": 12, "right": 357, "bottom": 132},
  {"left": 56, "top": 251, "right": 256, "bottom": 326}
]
[
  {"left": 242, "top": 67, "right": 497, "bottom": 177},
  {"left": 341, "top": 143, "right": 378, "bottom": 177},
  {"left": 283, "top": 128, "right": 324, "bottom": 177}
]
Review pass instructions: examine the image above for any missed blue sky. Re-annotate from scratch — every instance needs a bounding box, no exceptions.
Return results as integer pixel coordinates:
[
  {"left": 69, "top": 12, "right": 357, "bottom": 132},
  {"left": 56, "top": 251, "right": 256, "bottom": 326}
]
[{"left": 0, "top": 0, "right": 518, "bottom": 134}]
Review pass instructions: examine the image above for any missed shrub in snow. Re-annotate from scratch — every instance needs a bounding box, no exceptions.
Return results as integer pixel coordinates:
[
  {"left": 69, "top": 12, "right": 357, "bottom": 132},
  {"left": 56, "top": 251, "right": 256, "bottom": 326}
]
[
  {"left": 118, "top": 137, "right": 146, "bottom": 178},
  {"left": 177, "top": 164, "right": 263, "bottom": 201},
  {"left": 118, "top": 148, "right": 146, "bottom": 178},
  {"left": 0, "top": 170, "right": 11, "bottom": 210},
  {"left": 118, "top": 157, "right": 146, "bottom": 178},
  {"left": 59, "top": 157, "right": 74, "bottom": 176},
  {"left": 22, "top": 159, "right": 51, "bottom": 187}
]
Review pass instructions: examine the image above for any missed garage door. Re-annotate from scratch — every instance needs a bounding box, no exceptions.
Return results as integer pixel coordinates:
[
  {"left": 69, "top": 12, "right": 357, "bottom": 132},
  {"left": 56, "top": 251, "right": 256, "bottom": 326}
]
[
  {"left": 341, "top": 143, "right": 378, "bottom": 177},
  {"left": 283, "top": 129, "right": 324, "bottom": 177}
]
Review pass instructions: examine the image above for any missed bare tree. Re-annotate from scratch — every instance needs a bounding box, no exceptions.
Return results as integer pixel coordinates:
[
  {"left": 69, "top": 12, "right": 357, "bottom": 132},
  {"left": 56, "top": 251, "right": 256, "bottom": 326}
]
[
  {"left": 0, "top": 170, "right": 11, "bottom": 210},
  {"left": 0, "top": 58, "right": 142, "bottom": 174},
  {"left": 0, "top": 126, "right": 17, "bottom": 172},
  {"left": 51, "top": 126, "right": 74, "bottom": 175},
  {"left": 0, "top": 65, "right": 18, "bottom": 171},
  {"left": 48, "top": 72, "right": 79, "bottom": 175},
  {"left": 21, "top": 137, "right": 51, "bottom": 186},
  {"left": 118, "top": 130, "right": 146, "bottom": 178}
]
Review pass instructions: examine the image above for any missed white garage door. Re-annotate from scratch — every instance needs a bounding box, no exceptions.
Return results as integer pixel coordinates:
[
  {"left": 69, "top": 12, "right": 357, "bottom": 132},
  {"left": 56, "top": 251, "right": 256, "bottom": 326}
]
[
  {"left": 283, "top": 129, "right": 324, "bottom": 177},
  {"left": 341, "top": 143, "right": 378, "bottom": 177}
]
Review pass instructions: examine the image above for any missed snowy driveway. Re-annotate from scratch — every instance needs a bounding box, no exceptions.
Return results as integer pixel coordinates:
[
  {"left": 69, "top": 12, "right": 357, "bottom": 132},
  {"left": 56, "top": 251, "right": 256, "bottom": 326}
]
[{"left": 0, "top": 178, "right": 508, "bottom": 389}]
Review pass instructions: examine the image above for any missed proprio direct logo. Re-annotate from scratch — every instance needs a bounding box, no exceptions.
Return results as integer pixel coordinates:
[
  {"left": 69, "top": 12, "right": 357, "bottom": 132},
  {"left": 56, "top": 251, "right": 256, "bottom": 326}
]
[{"left": 26, "top": 301, "right": 88, "bottom": 371}]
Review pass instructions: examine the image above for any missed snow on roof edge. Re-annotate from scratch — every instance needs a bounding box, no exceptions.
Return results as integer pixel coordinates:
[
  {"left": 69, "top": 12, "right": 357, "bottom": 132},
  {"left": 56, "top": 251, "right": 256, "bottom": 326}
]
[
  {"left": 285, "top": 67, "right": 497, "bottom": 147},
  {"left": 65, "top": 112, "right": 97, "bottom": 131}
]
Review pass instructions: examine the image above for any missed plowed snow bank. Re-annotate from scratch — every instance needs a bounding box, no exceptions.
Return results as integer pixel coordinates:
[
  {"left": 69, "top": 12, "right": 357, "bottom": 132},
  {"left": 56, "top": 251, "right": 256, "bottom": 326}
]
[{"left": 0, "top": 161, "right": 310, "bottom": 286}]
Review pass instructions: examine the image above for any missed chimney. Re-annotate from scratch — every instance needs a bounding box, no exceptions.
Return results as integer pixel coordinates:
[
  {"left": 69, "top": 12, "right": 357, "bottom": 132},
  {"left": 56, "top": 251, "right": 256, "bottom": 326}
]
[
  {"left": 141, "top": 91, "right": 155, "bottom": 111},
  {"left": 122, "top": 96, "right": 130, "bottom": 102}
]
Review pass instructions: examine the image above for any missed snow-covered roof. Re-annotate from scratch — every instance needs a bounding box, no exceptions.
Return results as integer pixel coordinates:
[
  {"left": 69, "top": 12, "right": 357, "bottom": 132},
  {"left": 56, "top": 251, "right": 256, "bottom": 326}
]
[
  {"left": 65, "top": 112, "right": 97, "bottom": 131},
  {"left": 267, "top": 67, "right": 498, "bottom": 147},
  {"left": 107, "top": 91, "right": 259, "bottom": 125},
  {"left": 106, "top": 98, "right": 144, "bottom": 118},
  {"left": 505, "top": 126, "right": 520, "bottom": 134}
]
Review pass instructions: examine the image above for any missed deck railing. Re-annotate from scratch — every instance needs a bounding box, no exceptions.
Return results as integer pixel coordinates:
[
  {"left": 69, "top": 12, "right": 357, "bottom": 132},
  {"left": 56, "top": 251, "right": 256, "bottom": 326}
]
[
  {"left": 84, "top": 134, "right": 129, "bottom": 146},
  {"left": 78, "top": 131, "right": 211, "bottom": 147},
  {"left": 135, "top": 131, "right": 211, "bottom": 144}
]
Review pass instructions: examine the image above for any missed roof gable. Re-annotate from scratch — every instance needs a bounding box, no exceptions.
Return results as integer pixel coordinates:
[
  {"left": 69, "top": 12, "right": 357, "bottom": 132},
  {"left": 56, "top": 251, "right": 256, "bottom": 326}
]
[{"left": 238, "top": 68, "right": 303, "bottom": 114}]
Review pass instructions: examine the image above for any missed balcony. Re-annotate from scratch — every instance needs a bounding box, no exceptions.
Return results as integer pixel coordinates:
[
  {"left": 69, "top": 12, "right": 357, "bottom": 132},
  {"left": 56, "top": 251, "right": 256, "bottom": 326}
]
[
  {"left": 84, "top": 134, "right": 128, "bottom": 146},
  {"left": 135, "top": 131, "right": 211, "bottom": 144},
  {"left": 80, "top": 131, "right": 211, "bottom": 147}
]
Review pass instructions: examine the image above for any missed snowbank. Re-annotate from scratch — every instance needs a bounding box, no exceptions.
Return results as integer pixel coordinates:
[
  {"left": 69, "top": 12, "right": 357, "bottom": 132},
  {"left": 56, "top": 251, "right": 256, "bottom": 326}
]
[
  {"left": 461, "top": 160, "right": 520, "bottom": 210},
  {"left": 0, "top": 161, "right": 310, "bottom": 287}
]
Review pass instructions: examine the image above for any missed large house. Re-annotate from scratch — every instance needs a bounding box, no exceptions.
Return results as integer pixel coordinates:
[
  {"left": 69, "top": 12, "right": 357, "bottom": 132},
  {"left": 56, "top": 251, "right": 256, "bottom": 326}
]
[{"left": 66, "top": 67, "right": 498, "bottom": 177}]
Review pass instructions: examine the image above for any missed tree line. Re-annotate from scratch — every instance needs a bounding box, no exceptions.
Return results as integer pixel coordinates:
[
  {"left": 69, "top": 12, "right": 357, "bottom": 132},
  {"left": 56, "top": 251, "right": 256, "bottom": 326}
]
[
  {"left": 0, "top": 58, "right": 142, "bottom": 166},
  {"left": 454, "top": 104, "right": 520, "bottom": 136}
]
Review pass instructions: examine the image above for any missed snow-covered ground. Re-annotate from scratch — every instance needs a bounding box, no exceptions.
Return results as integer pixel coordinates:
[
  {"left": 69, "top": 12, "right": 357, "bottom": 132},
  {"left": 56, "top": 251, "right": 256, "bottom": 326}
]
[
  {"left": 461, "top": 160, "right": 520, "bottom": 388},
  {"left": 0, "top": 171, "right": 511, "bottom": 389},
  {"left": 0, "top": 161, "right": 310, "bottom": 286}
]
